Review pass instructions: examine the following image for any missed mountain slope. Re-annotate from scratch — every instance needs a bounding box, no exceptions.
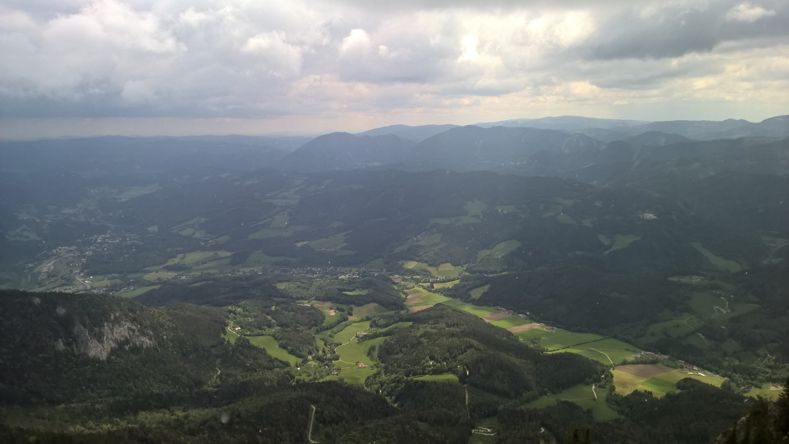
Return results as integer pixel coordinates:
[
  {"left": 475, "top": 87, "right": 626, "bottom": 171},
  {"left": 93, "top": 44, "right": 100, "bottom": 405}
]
[
  {"left": 278, "top": 132, "right": 415, "bottom": 171},
  {"left": 359, "top": 124, "right": 457, "bottom": 143},
  {"left": 407, "top": 125, "right": 603, "bottom": 171}
]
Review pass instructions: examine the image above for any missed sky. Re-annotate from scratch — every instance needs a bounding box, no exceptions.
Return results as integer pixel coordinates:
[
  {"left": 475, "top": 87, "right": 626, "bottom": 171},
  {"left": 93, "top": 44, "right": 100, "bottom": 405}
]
[{"left": 1, "top": 0, "right": 788, "bottom": 138}]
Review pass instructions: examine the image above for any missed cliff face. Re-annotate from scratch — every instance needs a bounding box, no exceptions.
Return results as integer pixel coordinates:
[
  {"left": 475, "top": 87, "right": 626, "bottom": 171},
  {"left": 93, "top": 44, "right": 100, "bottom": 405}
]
[{"left": 71, "top": 317, "right": 156, "bottom": 360}]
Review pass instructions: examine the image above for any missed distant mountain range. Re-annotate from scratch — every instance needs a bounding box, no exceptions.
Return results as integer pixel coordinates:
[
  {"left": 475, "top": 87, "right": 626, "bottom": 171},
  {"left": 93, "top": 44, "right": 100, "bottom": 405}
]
[{"left": 269, "top": 114, "right": 789, "bottom": 173}]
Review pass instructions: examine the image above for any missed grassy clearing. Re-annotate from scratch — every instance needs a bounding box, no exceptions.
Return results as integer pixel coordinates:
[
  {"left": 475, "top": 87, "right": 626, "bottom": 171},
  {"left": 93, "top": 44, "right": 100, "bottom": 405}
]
[
  {"left": 143, "top": 270, "right": 177, "bottom": 282},
  {"left": 405, "top": 287, "right": 450, "bottom": 312},
  {"left": 245, "top": 251, "right": 285, "bottom": 266},
  {"left": 246, "top": 335, "right": 301, "bottom": 366},
  {"left": 746, "top": 383, "right": 784, "bottom": 400},
  {"left": 558, "top": 338, "right": 643, "bottom": 366},
  {"left": 164, "top": 250, "right": 232, "bottom": 267},
  {"left": 602, "top": 234, "right": 641, "bottom": 254},
  {"left": 435, "top": 263, "right": 464, "bottom": 279},
  {"left": 248, "top": 225, "right": 304, "bottom": 239},
  {"left": 223, "top": 327, "right": 240, "bottom": 344},
  {"left": 311, "top": 302, "right": 342, "bottom": 327},
  {"left": 343, "top": 289, "right": 369, "bottom": 296},
  {"left": 413, "top": 373, "right": 459, "bottom": 383},
  {"left": 642, "top": 316, "right": 702, "bottom": 343},
  {"left": 689, "top": 292, "right": 729, "bottom": 319},
  {"left": 333, "top": 321, "right": 372, "bottom": 344},
  {"left": 402, "top": 260, "right": 463, "bottom": 279},
  {"left": 297, "top": 232, "right": 348, "bottom": 251},
  {"left": 332, "top": 337, "right": 385, "bottom": 385},
  {"left": 692, "top": 242, "right": 743, "bottom": 273},
  {"left": 762, "top": 235, "right": 789, "bottom": 253},
  {"left": 330, "top": 321, "right": 383, "bottom": 385},
  {"left": 613, "top": 364, "right": 725, "bottom": 397},
  {"left": 115, "top": 285, "right": 159, "bottom": 299},
  {"left": 476, "top": 240, "right": 521, "bottom": 261},
  {"left": 516, "top": 328, "right": 605, "bottom": 351},
  {"left": 488, "top": 315, "right": 531, "bottom": 330},
  {"left": 352, "top": 303, "right": 387, "bottom": 319},
  {"left": 469, "top": 284, "right": 490, "bottom": 300},
  {"left": 440, "top": 298, "right": 497, "bottom": 318},
  {"left": 527, "top": 384, "right": 619, "bottom": 421},
  {"left": 433, "top": 279, "right": 460, "bottom": 290}
]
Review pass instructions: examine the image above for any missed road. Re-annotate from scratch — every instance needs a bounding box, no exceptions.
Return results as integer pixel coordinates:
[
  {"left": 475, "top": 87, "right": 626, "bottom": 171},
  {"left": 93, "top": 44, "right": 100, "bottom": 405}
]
[
  {"left": 589, "top": 347, "right": 614, "bottom": 366},
  {"left": 307, "top": 404, "right": 318, "bottom": 444}
]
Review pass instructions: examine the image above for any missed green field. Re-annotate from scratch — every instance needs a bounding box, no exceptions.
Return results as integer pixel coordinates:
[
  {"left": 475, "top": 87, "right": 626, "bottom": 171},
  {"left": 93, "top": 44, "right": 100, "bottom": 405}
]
[
  {"left": 487, "top": 315, "right": 530, "bottom": 330},
  {"left": 440, "top": 298, "right": 498, "bottom": 318},
  {"left": 746, "top": 383, "right": 784, "bottom": 400},
  {"left": 527, "top": 384, "right": 619, "bottom": 421},
  {"left": 247, "top": 225, "right": 304, "bottom": 239},
  {"left": 413, "top": 373, "right": 459, "bottom": 383},
  {"left": 297, "top": 232, "right": 348, "bottom": 251},
  {"left": 557, "top": 338, "right": 643, "bottom": 366},
  {"left": 313, "top": 302, "right": 342, "bottom": 327},
  {"left": 402, "top": 260, "right": 463, "bottom": 279},
  {"left": 246, "top": 335, "right": 301, "bottom": 366},
  {"left": 164, "top": 250, "right": 232, "bottom": 267},
  {"left": 692, "top": 242, "right": 743, "bottom": 273},
  {"left": 343, "top": 289, "right": 369, "bottom": 296},
  {"left": 143, "top": 270, "right": 177, "bottom": 282},
  {"left": 476, "top": 240, "right": 521, "bottom": 261},
  {"left": 612, "top": 364, "right": 725, "bottom": 397},
  {"left": 352, "top": 303, "right": 387, "bottom": 319},
  {"left": 115, "top": 285, "right": 159, "bottom": 299},
  {"left": 433, "top": 279, "right": 460, "bottom": 290},
  {"left": 469, "top": 284, "right": 489, "bottom": 300},
  {"left": 333, "top": 321, "right": 372, "bottom": 344},
  {"left": 405, "top": 286, "right": 450, "bottom": 311},
  {"left": 601, "top": 234, "right": 641, "bottom": 254},
  {"left": 516, "top": 327, "right": 605, "bottom": 351},
  {"left": 331, "top": 320, "right": 385, "bottom": 385}
]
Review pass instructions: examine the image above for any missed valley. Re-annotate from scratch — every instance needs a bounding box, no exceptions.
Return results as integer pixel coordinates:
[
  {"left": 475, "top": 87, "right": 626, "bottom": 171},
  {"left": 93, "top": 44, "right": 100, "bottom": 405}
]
[{"left": 2, "top": 117, "right": 788, "bottom": 442}]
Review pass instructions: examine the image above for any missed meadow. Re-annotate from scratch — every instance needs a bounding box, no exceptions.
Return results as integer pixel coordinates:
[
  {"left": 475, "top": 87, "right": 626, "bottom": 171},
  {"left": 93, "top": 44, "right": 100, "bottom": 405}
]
[
  {"left": 526, "top": 383, "right": 619, "bottom": 421},
  {"left": 246, "top": 335, "right": 302, "bottom": 366}
]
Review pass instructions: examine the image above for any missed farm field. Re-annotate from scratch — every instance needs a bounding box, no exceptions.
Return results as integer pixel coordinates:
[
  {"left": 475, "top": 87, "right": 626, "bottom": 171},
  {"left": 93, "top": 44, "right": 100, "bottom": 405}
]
[
  {"left": 469, "top": 284, "right": 489, "bottom": 300},
  {"left": 746, "top": 383, "right": 785, "bottom": 400},
  {"left": 526, "top": 383, "right": 619, "bottom": 421},
  {"left": 599, "top": 234, "right": 641, "bottom": 254},
  {"left": 327, "top": 321, "right": 383, "bottom": 385},
  {"left": 351, "top": 302, "right": 387, "bottom": 319},
  {"left": 612, "top": 364, "right": 725, "bottom": 397},
  {"left": 433, "top": 279, "right": 460, "bottom": 289},
  {"left": 691, "top": 242, "right": 743, "bottom": 273},
  {"left": 246, "top": 335, "right": 302, "bottom": 366},
  {"left": 412, "top": 373, "right": 459, "bottom": 383},
  {"left": 163, "top": 250, "right": 232, "bottom": 267},
  {"left": 115, "top": 285, "right": 159, "bottom": 299},
  {"left": 476, "top": 240, "right": 521, "bottom": 260},
  {"left": 402, "top": 260, "right": 464, "bottom": 279},
  {"left": 515, "top": 327, "right": 605, "bottom": 351},
  {"left": 557, "top": 338, "right": 643, "bottom": 366},
  {"left": 404, "top": 286, "right": 450, "bottom": 312},
  {"left": 311, "top": 301, "right": 342, "bottom": 327}
]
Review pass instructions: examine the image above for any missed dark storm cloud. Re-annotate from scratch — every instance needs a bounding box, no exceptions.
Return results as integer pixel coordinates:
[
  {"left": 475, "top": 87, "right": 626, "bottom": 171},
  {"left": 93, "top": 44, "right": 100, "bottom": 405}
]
[{"left": 584, "top": 0, "right": 789, "bottom": 60}]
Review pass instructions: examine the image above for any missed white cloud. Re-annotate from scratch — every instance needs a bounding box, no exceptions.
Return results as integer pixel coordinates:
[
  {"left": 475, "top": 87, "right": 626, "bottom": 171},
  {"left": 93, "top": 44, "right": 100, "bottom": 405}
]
[
  {"left": 242, "top": 31, "right": 303, "bottom": 77},
  {"left": 726, "top": 2, "right": 775, "bottom": 23},
  {"left": 340, "top": 28, "right": 371, "bottom": 54}
]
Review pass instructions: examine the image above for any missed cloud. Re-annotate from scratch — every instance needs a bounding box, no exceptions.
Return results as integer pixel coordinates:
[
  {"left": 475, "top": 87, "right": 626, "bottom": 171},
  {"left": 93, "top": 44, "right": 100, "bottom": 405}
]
[
  {"left": 726, "top": 2, "right": 776, "bottom": 22},
  {"left": 0, "top": 0, "right": 788, "bottom": 129}
]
